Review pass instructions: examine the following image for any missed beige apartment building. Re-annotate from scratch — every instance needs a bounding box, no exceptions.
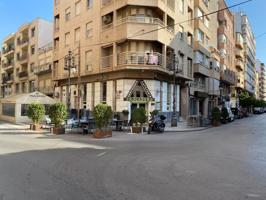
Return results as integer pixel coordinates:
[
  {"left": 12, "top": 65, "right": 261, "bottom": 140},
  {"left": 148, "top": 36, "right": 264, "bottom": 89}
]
[
  {"left": 53, "top": 0, "right": 196, "bottom": 121},
  {"left": 34, "top": 42, "right": 54, "bottom": 97},
  {"left": 217, "top": 0, "right": 236, "bottom": 108},
  {"left": 1, "top": 18, "right": 53, "bottom": 98},
  {"left": 256, "top": 60, "right": 266, "bottom": 101},
  {"left": 189, "top": 0, "right": 220, "bottom": 123}
]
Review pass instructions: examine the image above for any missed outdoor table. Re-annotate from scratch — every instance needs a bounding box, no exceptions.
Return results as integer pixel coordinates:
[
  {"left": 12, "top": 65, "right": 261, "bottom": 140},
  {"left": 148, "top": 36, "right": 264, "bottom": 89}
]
[{"left": 113, "top": 119, "right": 123, "bottom": 131}]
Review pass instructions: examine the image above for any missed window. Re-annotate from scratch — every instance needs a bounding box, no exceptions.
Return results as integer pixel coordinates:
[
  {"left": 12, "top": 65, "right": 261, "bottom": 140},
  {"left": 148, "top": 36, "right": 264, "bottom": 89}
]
[
  {"left": 206, "top": 36, "right": 209, "bottom": 48},
  {"left": 179, "top": 0, "right": 184, "bottom": 13},
  {"left": 85, "top": 50, "right": 92, "bottom": 71},
  {"left": 75, "top": 1, "right": 81, "bottom": 16},
  {"left": 204, "top": 18, "right": 209, "bottom": 28},
  {"left": 87, "top": 0, "right": 93, "bottom": 9},
  {"left": 195, "top": 51, "right": 204, "bottom": 64},
  {"left": 65, "top": 32, "right": 70, "bottom": 47},
  {"left": 31, "top": 45, "right": 35, "bottom": 55},
  {"left": 196, "top": 8, "right": 204, "bottom": 20},
  {"left": 86, "top": 22, "right": 93, "bottom": 38},
  {"left": 15, "top": 83, "right": 19, "bottom": 93},
  {"left": 31, "top": 27, "right": 35, "bottom": 37},
  {"left": 65, "top": 7, "right": 71, "bottom": 21},
  {"left": 30, "top": 63, "right": 35, "bottom": 73},
  {"left": 196, "top": 29, "right": 204, "bottom": 42},
  {"left": 101, "top": 81, "right": 107, "bottom": 103},
  {"left": 75, "top": 27, "right": 80, "bottom": 42},
  {"left": 2, "top": 103, "right": 15, "bottom": 117},
  {"left": 179, "top": 25, "right": 184, "bottom": 40}
]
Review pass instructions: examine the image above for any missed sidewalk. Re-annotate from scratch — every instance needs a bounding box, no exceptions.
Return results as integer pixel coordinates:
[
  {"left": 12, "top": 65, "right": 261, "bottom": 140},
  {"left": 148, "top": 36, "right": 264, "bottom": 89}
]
[{"left": 164, "top": 121, "right": 209, "bottom": 132}]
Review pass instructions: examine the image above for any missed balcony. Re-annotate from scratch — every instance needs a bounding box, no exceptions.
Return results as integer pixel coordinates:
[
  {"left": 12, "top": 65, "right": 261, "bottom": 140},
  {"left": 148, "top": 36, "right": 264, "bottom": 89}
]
[
  {"left": 101, "top": 16, "right": 173, "bottom": 44},
  {"left": 2, "top": 60, "right": 14, "bottom": 69},
  {"left": 17, "top": 38, "right": 29, "bottom": 47},
  {"left": 235, "top": 59, "right": 244, "bottom": 71},
  {"left": 209, "top": 68, "right": 220, "bottom": 80},
  {"left": 191, "top": 81, "right": 208, "bottom": 95},
  {"left": 101, "top": 55, "right": 113, "bottom": 68},
  {"left": 18, "top": 71, "right": 28, "bottom": 79},
  {"left": 101, "top": 0, "right": 112, "bottom": 7},
  {"left": 2, "top": 46, "right": 15, "bottom": 56},
  {"left": 194, "top": 41, "right": 211, "bottom": 57},
  {"left": 236, "top": 33, "right": 244, "bottom": 49},
  {"left": 235, "top": 48, "right": 244, "bottom": 59},
  {"left": 194, "top": 63, "right": 210, "bottom": 77},
  {"left": 2, "top": 75, "right": 14, "bottom": 84},
  {"left": 35, "top": 63, "right": 52, "bottom": 75},
  {"left": 220, "top": 69, "right": 236, "bottom": 85},
  {"left": 18, "top": 55, "right": 28, "bottom": 64},
  {"left": 117, "top": 52, "right": 163, "bottom": 69}
]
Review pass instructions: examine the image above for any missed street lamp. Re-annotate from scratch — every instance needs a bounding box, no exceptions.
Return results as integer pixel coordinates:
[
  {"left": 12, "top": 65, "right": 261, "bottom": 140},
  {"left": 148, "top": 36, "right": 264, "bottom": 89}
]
[
  {"left": 171, "top": 53, "right": 180, "bottom": 127},
  {"left": 64, "top": 51, "right": 76, "bottom": 115}
]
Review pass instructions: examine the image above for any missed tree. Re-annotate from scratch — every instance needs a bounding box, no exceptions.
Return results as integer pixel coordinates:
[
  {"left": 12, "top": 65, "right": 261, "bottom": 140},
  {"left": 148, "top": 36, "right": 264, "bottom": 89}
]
[
  {"left": 93, "top": 104, "right": 113, "bottom": 130},
  {"left": 131, "top": 108, "right": 147, "bottom": 127},
  {"left": 27, "top": 103, "right": 45, "bottom": 125},
  {"left": 49, "top": 103, "right": 68, "bottom": 127}
]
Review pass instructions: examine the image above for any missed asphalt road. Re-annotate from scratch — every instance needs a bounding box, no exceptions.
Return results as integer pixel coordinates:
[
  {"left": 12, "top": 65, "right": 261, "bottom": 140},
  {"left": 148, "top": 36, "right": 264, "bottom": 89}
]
[{"left": 0, "top": 114, "right": 266, "bottom": 200}]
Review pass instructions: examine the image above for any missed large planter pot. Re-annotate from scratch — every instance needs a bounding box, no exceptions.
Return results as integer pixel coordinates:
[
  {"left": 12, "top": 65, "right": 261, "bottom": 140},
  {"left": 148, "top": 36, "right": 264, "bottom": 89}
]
[
  {"left": 212, "top": 121, "right": 220, "bottom": 127},
  {"left": 132, "top": 126, "right": 142, "bottom": 134},
  {"left": 52, "top": 127, "right": 65, "bottom": 135},
  {"left": 93, "top": 129, "right": 112, "bottom": 139},
  {"left": 30, "top": 124, "right": 41, "bottom": 131}
]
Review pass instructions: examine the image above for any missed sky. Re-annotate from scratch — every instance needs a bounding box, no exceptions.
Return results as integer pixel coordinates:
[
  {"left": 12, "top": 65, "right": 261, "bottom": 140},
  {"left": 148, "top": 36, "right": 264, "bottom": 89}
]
[{"left": 0, "top": 0, "right": 265, "bottom": 63}]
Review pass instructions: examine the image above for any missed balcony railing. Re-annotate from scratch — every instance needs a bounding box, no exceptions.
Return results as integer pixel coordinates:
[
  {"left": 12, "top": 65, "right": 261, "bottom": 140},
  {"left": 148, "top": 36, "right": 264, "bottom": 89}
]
[
  {"left": 101, "top": 55, "right": 113, "bottom": 68},
  {"left": 117, "top": 52, "right": 163, "bottom": 67},
  {"left": 192, "top": 81, "right": 207, "bottom": 92},
  {"left": 18, "top": 55, "right": 28, "bottom": 62},
  {"left": 2, "top": 46, "right": 14, "bottom": 54},
  {"left": 17, "top": 38, "right": 29, "bottom": 46},
  {"left": 221, "top": 69, "right": 236, "bottom": 85},
  {"left": 18, "top": 71, "right": 28, "bottom": 78},
  {"left": 118, "top": 16, "right": 165, "bottom": 27},
  {"left": 2, "top": 60, "right": 14, "bottom": 68},
  {"left": 35, "top": 63, "right": 52, "bottom": 75},
  {"left": 2, "top": 75, "right": 14, "bottom": 84}
]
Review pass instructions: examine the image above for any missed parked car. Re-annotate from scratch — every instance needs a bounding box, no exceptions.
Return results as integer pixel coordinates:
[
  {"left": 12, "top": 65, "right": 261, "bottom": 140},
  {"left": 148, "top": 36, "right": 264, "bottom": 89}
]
[{"left": 254, "top": 107, "right": 264, "bottom": 114}]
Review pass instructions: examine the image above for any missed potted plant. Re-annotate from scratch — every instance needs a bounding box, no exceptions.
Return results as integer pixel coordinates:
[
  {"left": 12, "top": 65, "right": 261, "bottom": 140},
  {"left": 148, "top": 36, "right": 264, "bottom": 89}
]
[
  {"left": 131, "top": 108, "right": 147, "bottom": 134},
  {"left": 49, "top": 103, "right": 68, "bottom": 134},
  {"left": 27, "top": 103, "right": 45, "bottom": 131},
  {"left": 92, "top": 104, "right": 113, "bottom": 139},
  {"left": 221, "top": 107, "right": 229, "bottom": 124},
  {"left": 212, "top": 107, "right": 221, "bottom": 127}
]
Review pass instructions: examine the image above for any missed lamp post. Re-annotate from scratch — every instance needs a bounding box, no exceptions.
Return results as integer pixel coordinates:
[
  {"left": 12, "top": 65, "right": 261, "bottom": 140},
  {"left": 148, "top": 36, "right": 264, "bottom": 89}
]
[
  {"left": 64, "top": 51, "right": 75, "bottom": 115},
  {"left": 171, "top": 53, "right": 179, "bottom": 127}
]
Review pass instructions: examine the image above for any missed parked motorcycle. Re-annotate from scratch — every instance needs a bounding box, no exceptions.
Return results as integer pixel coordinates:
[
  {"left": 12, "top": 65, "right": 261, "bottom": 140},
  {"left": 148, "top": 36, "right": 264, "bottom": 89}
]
[{"left": 148, "top": 114, "right": 166, "bottom": 134}]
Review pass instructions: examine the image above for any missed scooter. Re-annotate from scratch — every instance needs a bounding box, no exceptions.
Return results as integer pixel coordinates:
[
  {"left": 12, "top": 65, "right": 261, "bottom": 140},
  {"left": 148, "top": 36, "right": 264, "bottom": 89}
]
[{"left": 148, "top": 115, "right": 166, "bottom": 134}]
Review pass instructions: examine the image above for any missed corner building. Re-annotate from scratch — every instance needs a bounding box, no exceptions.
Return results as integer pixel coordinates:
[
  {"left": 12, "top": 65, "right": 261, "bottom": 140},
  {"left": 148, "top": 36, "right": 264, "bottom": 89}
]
[
  {"left": 53, "top": 0, "right": 195, "bottom": 121},
  {"left": 1, "top": 19, "right": 53, "bottom": 98}
]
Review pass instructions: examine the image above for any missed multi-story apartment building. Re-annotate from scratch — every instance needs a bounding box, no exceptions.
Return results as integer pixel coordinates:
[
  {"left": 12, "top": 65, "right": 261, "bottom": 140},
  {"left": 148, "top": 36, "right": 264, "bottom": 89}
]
[
  {"left": 0, "top": 19, "right": 53, "bottom": 98},
  {"left": 234, "top": 12, "right": 256, "bottom": 95},
  {"left": 53, "top": 0, "right": 195, "bottom": 122},
  {"left": 190, "top": 0, "right": 220, "bottom": 123},
  {"left": 218, "top": 0, "right": 236, "bottom": 108},
  {"left": 256, "top": 60, "right": 266, "bottom": 101},
  {"left": 35, "top": 42, "right": 54, "bottom": 97}
]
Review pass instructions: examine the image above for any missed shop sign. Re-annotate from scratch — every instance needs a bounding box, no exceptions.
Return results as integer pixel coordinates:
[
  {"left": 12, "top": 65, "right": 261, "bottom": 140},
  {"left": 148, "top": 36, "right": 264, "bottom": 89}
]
[{"left": 126, "top": 97, "right": 154, "bottom": 102}]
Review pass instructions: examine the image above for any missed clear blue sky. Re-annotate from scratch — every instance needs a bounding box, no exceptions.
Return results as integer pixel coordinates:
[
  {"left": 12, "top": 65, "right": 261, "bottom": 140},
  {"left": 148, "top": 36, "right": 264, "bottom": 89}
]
[{"left": 0, "top": 0, "right": 265, "bottom": 63}]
